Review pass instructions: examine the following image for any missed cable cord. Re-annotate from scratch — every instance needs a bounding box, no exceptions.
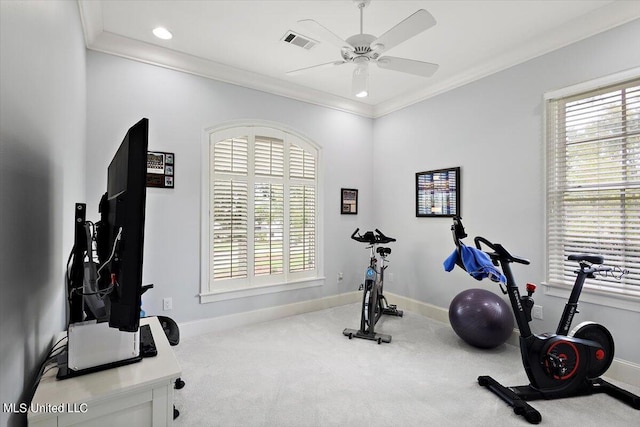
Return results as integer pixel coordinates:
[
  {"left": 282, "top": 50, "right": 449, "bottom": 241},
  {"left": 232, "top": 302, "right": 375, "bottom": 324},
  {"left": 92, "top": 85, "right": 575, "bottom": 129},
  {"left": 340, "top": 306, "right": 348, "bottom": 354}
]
[
  {"left": 96, "top": 226, "right": 123, "bottom": 282},
  {"left": 28, "top": 336, "right": 68, "bottom": 402},
  {"left": 70, "top": 226, "right": 122, "bottom": 298},
  {"left": 596, "top": 265, "right": 629, "bottom": 281}
]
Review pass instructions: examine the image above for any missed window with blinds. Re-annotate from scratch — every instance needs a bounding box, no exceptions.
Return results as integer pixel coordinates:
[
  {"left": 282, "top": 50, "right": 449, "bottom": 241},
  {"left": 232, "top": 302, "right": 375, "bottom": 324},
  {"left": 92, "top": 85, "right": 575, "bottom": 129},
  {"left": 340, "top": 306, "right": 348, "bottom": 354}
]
[
  {"left": 254, "top": 137, "right": 284, "bottom": 276},
  {"left": 545, "top": 77, "right": 640, "bottom": 300},
  {"left": 212, "top": 137, "right": 249, "bottom": 280},
  {"left": 209, "top": 128, "right": 318, "bottom": 291},
  {"left": 289, "top": 144, "right": 316, "bottom": 273}
]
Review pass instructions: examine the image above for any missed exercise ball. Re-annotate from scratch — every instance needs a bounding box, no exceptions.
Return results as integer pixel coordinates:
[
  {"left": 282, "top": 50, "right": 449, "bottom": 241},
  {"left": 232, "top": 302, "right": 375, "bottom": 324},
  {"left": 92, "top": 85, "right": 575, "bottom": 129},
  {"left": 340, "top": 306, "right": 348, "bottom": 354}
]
[{"left": 448, "top": 288, "right": 514, "bottom": 349}]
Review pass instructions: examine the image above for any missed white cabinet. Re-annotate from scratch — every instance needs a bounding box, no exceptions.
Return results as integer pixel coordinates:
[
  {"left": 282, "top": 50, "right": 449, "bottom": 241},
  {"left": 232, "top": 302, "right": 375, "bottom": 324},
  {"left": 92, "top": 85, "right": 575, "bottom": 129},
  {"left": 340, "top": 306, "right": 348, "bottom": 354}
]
[{"left": 28, "top": 317, "right": 181, "bottom": 427}]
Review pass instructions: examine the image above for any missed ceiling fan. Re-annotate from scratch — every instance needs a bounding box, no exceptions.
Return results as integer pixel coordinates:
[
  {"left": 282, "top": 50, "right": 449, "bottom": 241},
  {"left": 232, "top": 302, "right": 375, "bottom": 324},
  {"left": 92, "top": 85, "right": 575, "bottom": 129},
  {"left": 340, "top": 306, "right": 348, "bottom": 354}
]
[{"left": 287, "top": 0, "right": 439, "bottom": 98}]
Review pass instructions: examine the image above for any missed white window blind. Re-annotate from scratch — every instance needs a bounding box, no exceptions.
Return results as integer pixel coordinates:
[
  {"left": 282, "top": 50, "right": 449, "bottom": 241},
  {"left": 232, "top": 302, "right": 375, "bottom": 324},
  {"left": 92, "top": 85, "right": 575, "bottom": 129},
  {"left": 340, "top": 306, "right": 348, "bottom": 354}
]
[
  {"left": 212, "top": 180, "right": 248, "bottom": 280},
  {"left": 255, "top": 182, "right": 284, "bottom": 276},
  {"left": 209, "top": 129, "right": 318, "bottom": 293},
  {"left": 212, "top": 137, "right": 249, "bottom": 280},
  {"left": 254, "top": 136, "right": 285, "bottom": 276},
  {"left": 290, "top": 184, "right": 316, "bottom": 272},
  {"left": 289, "top": 143, "right": 316, "bottom": 273},
  {"left": 546, "top": 77, "right": 640, "bottom": 300}
]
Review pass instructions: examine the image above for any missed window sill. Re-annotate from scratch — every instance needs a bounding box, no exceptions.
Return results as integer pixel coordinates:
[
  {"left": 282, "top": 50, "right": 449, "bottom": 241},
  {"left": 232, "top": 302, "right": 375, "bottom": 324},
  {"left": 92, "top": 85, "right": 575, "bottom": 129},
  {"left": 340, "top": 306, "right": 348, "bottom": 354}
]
[
  {"left": 200, "top": 276, "right": 326, "bottom": 303},
  {"left": 542, "top": 282, "right": 640, "bottom": 313}
]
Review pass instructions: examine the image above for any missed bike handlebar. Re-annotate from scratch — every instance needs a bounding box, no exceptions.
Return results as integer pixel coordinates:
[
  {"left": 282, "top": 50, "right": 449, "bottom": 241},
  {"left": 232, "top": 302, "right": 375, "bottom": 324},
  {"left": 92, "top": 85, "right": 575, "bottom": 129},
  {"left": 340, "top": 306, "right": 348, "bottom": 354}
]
[
  {"left": 351, "top": 228, "right": 360, "bottom": 240},
  {"left": 375, "top": 229, "right": 396, "bottom": 243},
  {"left": 351, "top": 228, "right": 396, "bottom": 244},
  {"left": 450, "top": 216, "right": 531, "bottom": 266},
  {"left": 473, "top": 236, "right": 531, "bottom": 265}
]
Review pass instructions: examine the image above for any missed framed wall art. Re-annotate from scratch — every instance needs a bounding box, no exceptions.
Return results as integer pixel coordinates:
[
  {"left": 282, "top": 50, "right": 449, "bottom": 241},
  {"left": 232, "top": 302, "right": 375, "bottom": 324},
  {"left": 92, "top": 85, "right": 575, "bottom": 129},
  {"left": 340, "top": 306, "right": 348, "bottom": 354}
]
[
  {"left": 341, "top": 188, "right": 358, "bottom": 215},
  {"left": 146, "top": 151, "right": 175, "bottom": 189},
  {"left": 415, "top": 167, "right": 460, "bottom": 217}
]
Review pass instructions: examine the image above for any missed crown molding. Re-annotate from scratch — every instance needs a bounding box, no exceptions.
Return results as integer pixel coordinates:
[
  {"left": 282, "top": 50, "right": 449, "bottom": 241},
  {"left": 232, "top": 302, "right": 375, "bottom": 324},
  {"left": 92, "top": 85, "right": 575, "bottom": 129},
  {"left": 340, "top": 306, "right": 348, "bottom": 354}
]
[
  {"left": 78, "top": 0, "right": 640, "bottom": 120},
  {"left": 92, "top": 31, "right": 375, "bottom": 118},
  {"left": 373, "top": 2, "right": 640, "bottom": 117},
  {"left": 78, "top": 1, "right": 373, "bottom": 117}
]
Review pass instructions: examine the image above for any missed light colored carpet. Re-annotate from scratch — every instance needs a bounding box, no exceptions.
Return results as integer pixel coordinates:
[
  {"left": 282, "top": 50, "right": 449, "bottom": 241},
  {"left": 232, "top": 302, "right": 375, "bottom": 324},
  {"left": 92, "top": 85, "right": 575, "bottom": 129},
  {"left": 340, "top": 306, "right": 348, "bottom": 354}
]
[{"left": 172, "top": 303, "right": 639, "bottom": 426}]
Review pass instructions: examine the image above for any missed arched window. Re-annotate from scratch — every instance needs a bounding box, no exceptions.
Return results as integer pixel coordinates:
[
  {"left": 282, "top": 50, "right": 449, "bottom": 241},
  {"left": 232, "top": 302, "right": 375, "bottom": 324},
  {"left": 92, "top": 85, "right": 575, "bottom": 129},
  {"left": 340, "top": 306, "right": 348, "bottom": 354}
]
[{"left": 201, "top": 124, "right": 321, "bottom": 302}]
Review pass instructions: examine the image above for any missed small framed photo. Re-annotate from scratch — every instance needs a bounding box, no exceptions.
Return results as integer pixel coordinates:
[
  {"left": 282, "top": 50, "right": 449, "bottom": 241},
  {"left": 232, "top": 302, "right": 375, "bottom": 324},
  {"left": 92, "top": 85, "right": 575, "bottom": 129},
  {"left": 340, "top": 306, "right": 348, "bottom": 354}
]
[
  {"left": 147, "top": 152, "right": 166, "bottom": 174},
  {"left": 341, "top": 188, "right": 358, "bottom": 215}
]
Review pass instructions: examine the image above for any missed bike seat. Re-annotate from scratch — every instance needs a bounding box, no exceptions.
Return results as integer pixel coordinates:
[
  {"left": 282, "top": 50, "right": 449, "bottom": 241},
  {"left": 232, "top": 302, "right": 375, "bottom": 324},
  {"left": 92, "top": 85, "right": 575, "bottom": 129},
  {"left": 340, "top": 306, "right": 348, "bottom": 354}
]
[
  {"left": 377, "top": 247, "right": 391, "bottom": 257},
  {"left": 568, "top": 254, "right": 604, "bottom": 265}
]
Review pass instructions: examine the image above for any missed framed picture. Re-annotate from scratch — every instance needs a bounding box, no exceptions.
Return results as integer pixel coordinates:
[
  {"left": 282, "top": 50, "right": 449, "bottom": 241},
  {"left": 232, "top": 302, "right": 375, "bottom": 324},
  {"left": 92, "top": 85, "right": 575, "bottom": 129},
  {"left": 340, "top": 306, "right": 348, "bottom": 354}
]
[
  {"left": 416, "top": 167, "right": 460, "bottom": 217},
  {"left": 341, "top": 188, "right": 358, "bottom": 215},
  {"left": 146, "top": 151, "right": 175, "bottom": 188}
]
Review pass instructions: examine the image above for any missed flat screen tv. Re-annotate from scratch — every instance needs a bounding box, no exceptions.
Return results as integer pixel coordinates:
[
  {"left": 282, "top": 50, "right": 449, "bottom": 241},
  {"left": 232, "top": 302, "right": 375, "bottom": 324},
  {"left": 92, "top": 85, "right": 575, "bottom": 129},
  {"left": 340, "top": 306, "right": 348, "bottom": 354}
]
[
  {"left": 60, "top": 119, "right": 149, "bottom": 380},
  {"left": 95, "top": 118, "right": 149, "bottom": 332}
]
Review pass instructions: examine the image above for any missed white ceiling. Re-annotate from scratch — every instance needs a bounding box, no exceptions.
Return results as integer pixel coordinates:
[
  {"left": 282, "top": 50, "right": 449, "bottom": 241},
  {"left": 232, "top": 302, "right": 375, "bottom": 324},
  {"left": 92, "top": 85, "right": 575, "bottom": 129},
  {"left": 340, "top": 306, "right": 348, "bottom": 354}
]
[{"left": 78, "top": 0, "right": 640, "bottom": 117}]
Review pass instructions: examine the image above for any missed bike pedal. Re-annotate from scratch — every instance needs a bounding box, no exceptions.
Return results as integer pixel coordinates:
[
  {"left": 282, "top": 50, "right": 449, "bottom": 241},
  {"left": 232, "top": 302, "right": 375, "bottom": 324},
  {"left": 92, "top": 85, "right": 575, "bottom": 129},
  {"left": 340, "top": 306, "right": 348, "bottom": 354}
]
[{"left": 358, "top": 284, "right": 364, "bottom": 291}]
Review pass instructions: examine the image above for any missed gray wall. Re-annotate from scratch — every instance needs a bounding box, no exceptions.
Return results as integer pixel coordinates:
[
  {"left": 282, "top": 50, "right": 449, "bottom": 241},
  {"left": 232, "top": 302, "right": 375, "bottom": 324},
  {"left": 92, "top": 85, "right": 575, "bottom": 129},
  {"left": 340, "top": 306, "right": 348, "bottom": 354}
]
[
  {"left": 373, "top": 18, "right": 640, "bottom": 364},
  {"left": 0, "top": 1, "right": 86, "bottom": 426},
  {"left": 85, "top": 51, "right": 375, "bottom": 323}
]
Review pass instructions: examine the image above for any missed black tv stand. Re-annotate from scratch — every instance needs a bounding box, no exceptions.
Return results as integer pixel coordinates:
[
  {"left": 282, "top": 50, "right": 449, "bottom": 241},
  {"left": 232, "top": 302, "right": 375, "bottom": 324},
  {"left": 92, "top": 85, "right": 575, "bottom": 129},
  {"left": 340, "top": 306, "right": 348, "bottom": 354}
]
[{"left": 57, "top": 352, "right": 142, "bottom": 380}]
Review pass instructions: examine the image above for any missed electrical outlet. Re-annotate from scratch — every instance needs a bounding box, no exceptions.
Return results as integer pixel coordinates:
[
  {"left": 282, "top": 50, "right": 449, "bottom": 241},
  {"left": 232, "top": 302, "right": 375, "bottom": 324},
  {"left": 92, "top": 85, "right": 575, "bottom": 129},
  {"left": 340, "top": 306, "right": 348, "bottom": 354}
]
[
  {"left": 337, "top": 272, "right": 343, "bottom": 283},
  {"left": 163, "top": 297, "right": 173, "bottom": 311},
  {"left": 533, "top": 305, "right": 543, "bottom": 320}
]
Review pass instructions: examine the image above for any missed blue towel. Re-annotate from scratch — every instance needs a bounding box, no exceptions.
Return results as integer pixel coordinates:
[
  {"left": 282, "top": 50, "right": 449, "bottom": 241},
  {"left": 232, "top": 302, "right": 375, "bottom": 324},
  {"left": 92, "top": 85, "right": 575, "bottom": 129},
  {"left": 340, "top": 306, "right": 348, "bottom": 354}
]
[{"left": 443, "top": 243, "right": 506, "bottom": 283}]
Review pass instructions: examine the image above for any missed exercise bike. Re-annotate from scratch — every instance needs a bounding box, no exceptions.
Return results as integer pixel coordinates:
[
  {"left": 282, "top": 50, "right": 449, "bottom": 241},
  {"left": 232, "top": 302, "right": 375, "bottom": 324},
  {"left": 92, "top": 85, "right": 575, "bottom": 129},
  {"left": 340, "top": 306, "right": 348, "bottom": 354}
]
[
  {"left": 343, "top": 228, "right": 403, "bottom": 344},
  {"left": 449, "top": 217, "right": 640, "bottom": 424}
]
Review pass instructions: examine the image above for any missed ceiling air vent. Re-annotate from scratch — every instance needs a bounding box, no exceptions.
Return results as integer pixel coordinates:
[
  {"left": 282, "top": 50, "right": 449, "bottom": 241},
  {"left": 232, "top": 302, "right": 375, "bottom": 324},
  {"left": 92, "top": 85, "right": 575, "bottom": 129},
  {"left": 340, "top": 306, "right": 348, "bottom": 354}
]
[{"left": 282, "top": 31, "right": 317, "bottom": 50}]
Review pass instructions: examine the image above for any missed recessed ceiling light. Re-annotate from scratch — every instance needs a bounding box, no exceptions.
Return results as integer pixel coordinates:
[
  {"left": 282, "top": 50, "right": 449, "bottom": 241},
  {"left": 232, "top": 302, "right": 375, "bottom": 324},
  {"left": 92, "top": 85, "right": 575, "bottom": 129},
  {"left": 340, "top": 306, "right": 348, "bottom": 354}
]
[{"left": 152, "top": 27, "right": 173, "bottom": 40}]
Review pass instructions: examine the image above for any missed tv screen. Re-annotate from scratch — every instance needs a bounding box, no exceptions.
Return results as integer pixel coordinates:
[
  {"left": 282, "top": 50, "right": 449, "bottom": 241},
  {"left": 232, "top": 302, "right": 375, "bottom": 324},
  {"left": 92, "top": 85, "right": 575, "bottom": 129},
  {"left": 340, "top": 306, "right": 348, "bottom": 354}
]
[{"left": 97, "top": 118, "right": 149, "bottom": 332}]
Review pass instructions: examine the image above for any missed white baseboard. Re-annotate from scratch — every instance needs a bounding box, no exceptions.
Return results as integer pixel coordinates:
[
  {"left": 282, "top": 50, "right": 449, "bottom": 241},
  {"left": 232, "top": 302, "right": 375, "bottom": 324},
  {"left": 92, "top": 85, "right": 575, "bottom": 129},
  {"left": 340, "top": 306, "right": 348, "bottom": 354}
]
[
  {"left": 602, "top": 358, "right": 640, "bottom": 388},
  {"left": 384, "top": 292, "right": 451, "bottom": 324},
  {"left": 178, "top": 291, "right": 640, "bottom": 387},
  {"left": 179, "top": 292, "right": 360, "bottom": 339}
]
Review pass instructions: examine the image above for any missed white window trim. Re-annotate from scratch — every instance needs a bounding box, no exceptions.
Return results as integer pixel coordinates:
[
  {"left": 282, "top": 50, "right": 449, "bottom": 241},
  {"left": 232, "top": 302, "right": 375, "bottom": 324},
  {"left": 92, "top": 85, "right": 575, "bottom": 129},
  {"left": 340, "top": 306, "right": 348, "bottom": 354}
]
[
  {"left": 542, "top": 66, "right": 640, "bottom": 313},
  {"left": 543, "top": 283, "right": 640, "bottom": 313},
  {"left": 199, "top": 120, "right": 324, "bottom": 303}
]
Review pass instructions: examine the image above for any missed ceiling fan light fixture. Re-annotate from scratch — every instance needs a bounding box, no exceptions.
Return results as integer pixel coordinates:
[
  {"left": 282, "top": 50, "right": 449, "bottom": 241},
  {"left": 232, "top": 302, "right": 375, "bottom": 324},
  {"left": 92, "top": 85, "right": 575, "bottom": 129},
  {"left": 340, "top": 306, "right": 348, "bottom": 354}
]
[
  {"left": 152, "top": 27, "right": 173, "bottom": 40},
  {"left": 352, "top": 61, "right": 369, "bottom": 98},
  {"left": 292, "top": 2, "right": 438, "bottom": 99}
]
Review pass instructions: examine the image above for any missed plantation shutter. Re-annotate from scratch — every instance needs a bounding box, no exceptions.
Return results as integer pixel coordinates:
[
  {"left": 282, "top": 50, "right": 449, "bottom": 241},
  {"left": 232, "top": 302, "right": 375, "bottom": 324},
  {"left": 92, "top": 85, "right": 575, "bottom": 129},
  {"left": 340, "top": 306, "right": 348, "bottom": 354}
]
[
  {"left": 254, "top": 137, "right": 284, "bottom": 276},
  {"left": 289, "top": 144, "right": 316, "bottom": 273},
  {"left": 208, "top": 129, "right": 319, "bottom": 294},
  {"left": 546, "top": 78, "right": 640, "bottom": 298},
  {"left": 212, "top": 138, "right": 249, "bottom": 280}
]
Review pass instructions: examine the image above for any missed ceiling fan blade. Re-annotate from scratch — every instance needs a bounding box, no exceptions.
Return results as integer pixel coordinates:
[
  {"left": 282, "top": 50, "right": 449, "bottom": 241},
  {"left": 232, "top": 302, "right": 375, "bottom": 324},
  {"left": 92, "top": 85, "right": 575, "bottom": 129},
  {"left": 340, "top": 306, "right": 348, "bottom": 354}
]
[
  {"left": 298, "top": 19, "right": 353, "bottom": 50},
  {"left": 286, "top": 60, "right": 347, "bottom": 76},
  {"left": 376, "top": 56, "right": 439, "bottom": 77},
  {"left": 372, "top": 9, "right": 436, "bottom": 53}
]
